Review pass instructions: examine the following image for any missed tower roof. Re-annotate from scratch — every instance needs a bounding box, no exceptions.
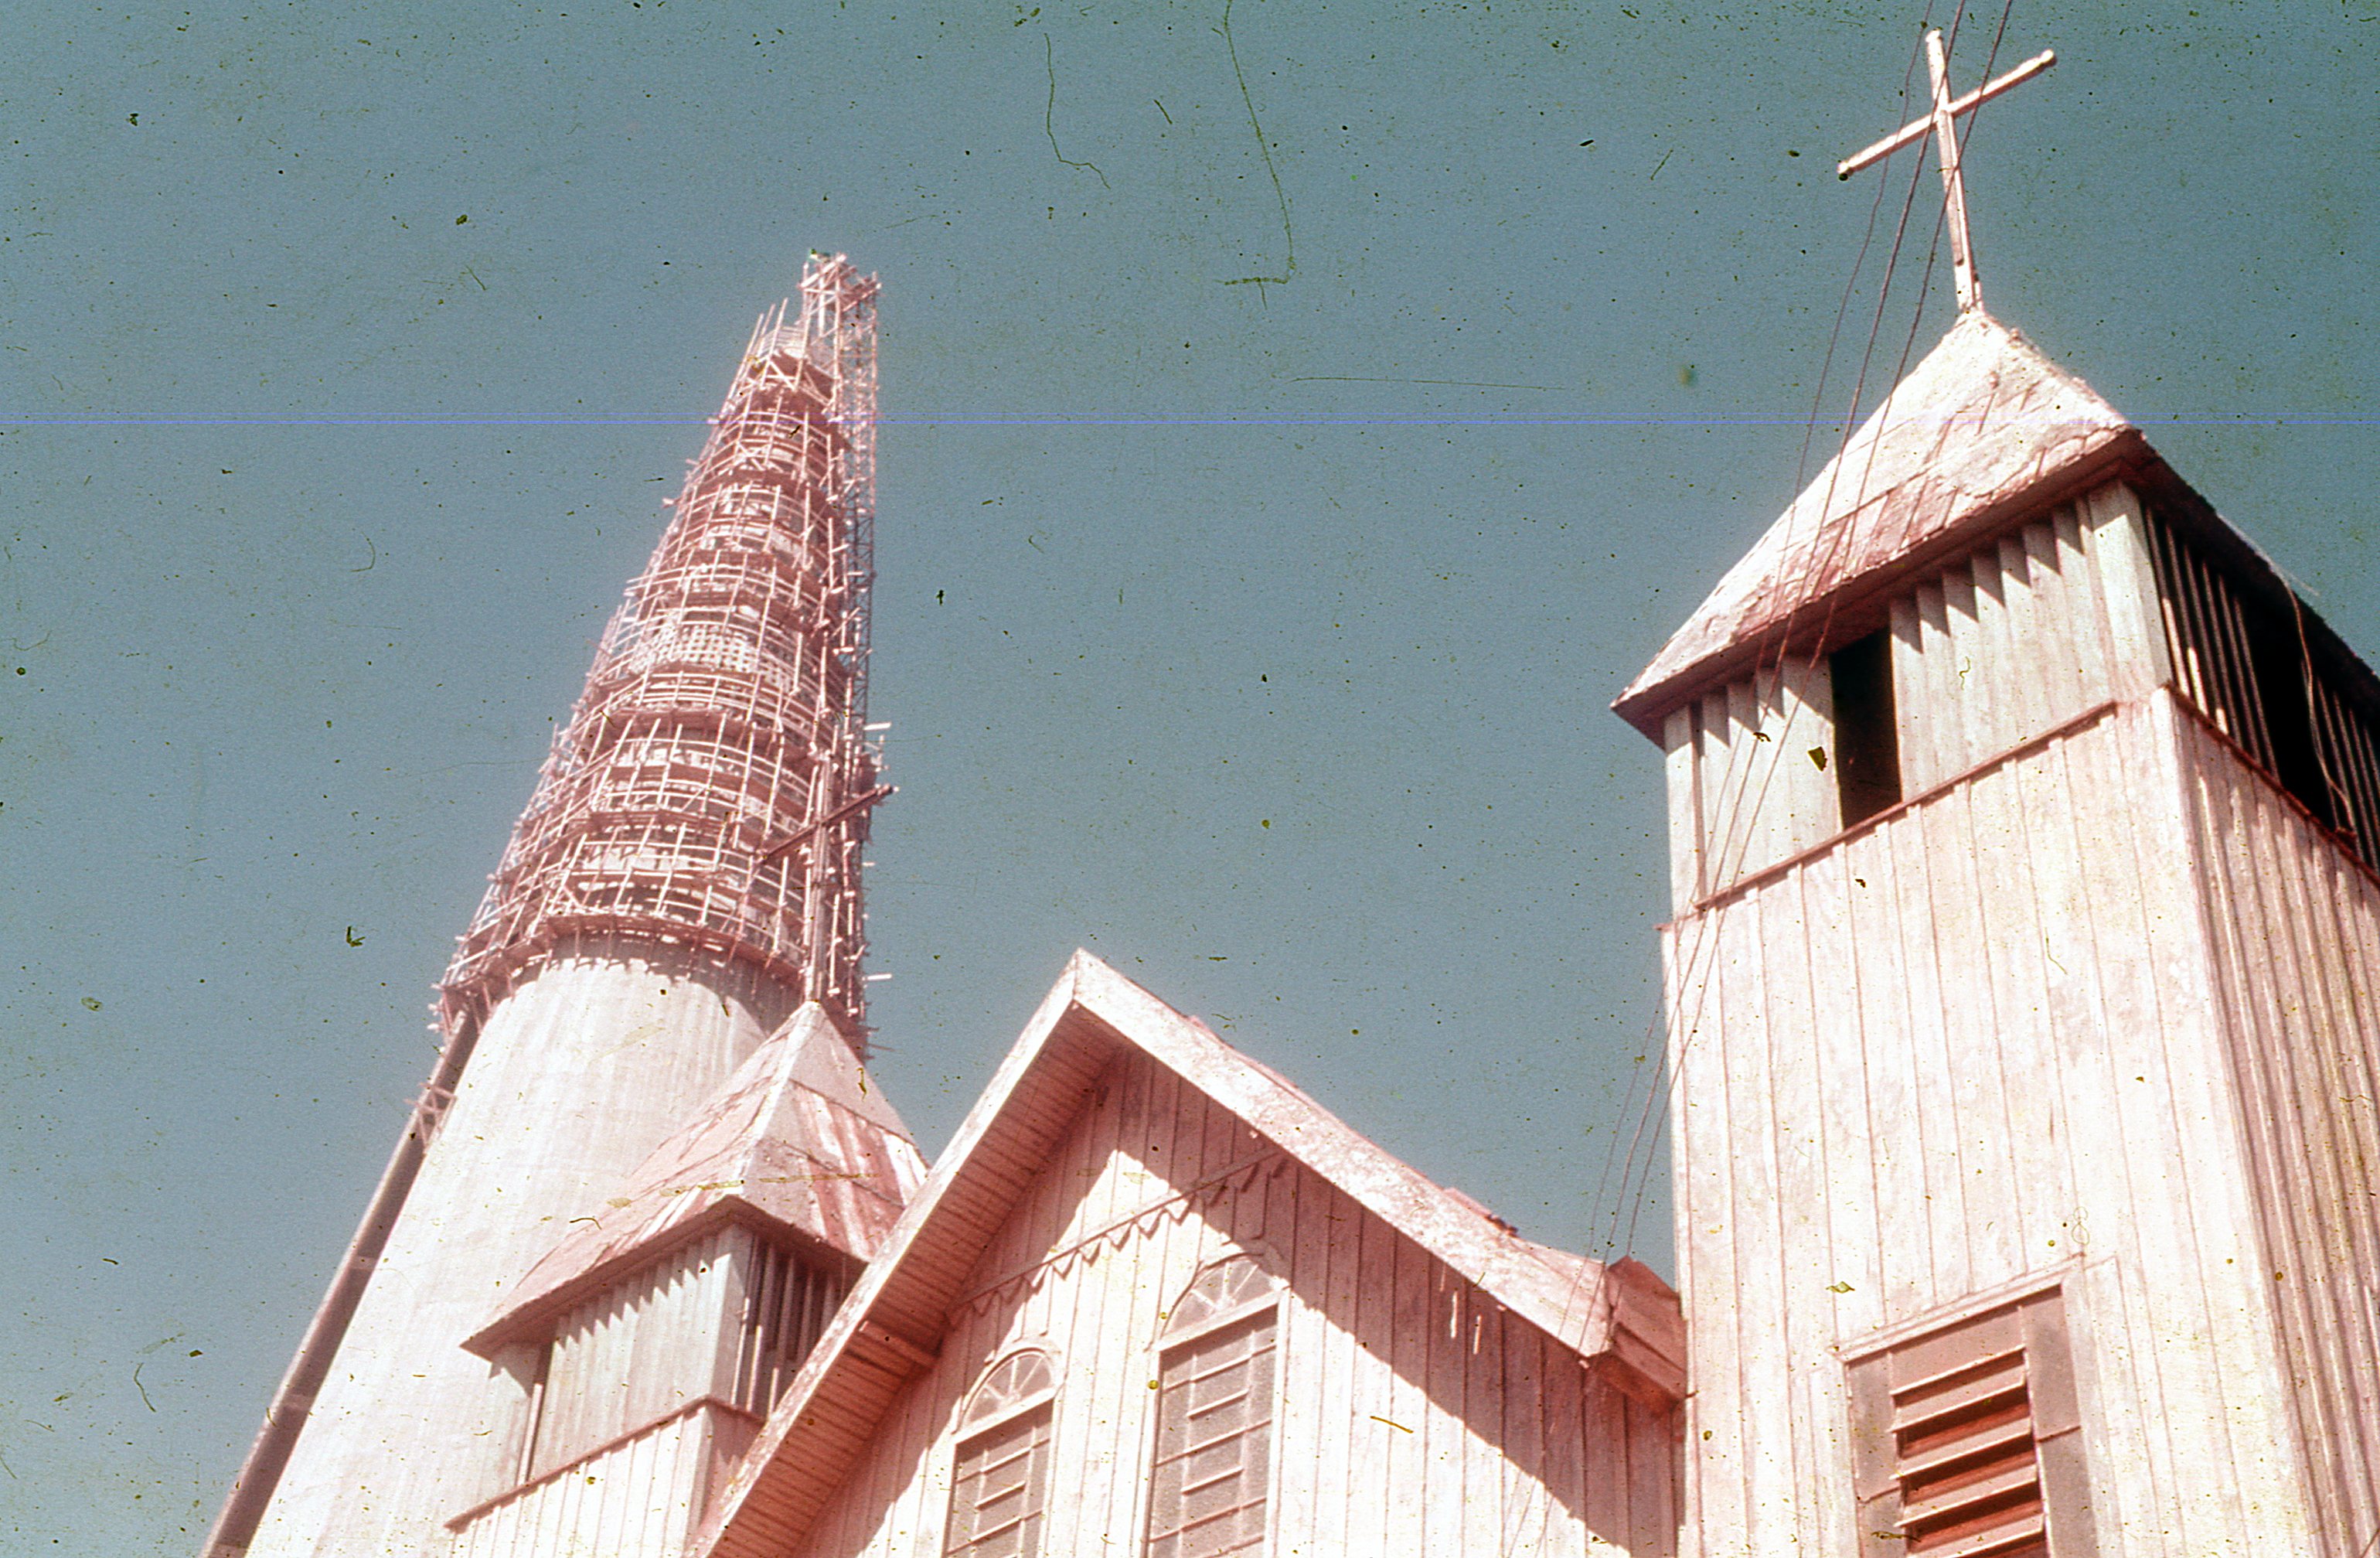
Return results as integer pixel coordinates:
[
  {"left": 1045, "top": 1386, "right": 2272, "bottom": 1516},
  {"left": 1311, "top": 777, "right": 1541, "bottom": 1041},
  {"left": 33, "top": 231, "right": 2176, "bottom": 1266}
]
[
  {"left": 464, "top": 1004, "right": 924, "bottom": 1355},
  {"left": 1614, "top": 312, "right": 2144, "bottom": 736}
]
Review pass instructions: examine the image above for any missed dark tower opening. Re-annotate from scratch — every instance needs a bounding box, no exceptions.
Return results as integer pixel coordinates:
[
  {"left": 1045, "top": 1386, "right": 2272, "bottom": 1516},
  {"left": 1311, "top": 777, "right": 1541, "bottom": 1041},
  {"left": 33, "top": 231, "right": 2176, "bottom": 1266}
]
[
  {"left": 2247, "top": 605, "right": 2337, "bottom": 834},
  {"left": 1830, "top": 628, "right": 1903, "bottom": 827}
]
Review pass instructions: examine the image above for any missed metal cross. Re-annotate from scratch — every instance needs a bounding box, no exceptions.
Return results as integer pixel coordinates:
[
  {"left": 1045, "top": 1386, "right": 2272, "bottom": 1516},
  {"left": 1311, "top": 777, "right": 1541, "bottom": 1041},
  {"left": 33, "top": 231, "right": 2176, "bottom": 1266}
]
[{"left": 1837, "top": 30, "right": 2056, "bottom": 315}]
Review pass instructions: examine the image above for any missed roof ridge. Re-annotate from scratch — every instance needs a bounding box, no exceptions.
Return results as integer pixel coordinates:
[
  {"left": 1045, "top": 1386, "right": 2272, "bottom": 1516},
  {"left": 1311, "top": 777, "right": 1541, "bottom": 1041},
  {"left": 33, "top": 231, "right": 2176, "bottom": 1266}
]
[{"left": 693, "top": 953, "right": 1685, "bottom": 1558}]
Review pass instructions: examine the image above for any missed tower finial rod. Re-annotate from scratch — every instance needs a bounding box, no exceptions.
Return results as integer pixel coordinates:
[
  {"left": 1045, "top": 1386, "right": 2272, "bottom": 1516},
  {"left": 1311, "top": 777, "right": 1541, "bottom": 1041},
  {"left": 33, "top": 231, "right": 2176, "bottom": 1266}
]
[{"left": 1837, "top": 32, "right": 2055, "bottom": 314}]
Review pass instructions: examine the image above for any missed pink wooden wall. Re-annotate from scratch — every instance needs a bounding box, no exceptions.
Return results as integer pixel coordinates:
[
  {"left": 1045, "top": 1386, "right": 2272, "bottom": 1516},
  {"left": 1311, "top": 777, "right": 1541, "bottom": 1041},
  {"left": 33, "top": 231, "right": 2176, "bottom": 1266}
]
[
  {"left": 2179, "top": 706, "right": 2380, "bottom": 1555},
  {"left": 798, "top": 1045, "right": 1674, "bottom": 1557},
  {"left": 1664, "top": 693, "right": 2327, "bottom": 1557}
]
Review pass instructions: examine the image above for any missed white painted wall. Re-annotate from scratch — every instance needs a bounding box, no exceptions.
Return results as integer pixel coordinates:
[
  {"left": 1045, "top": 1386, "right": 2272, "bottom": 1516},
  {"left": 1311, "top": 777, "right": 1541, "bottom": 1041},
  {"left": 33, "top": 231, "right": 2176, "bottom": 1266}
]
[
  {"left": 802, "top": 1048, "right": 1674, "bottom": 1558},
  {"left": 1662, "top": 483, "right": 2169, "bottom": 912},
  {"left": 449, "top": 1403, "right": 747, "bottom": 1558},
  {"left": 246, "top": 949, "right": 781, "bottom": 1558},
  {"left": 1658, "top": 486, "right": 2354, "bottom": 1556}
]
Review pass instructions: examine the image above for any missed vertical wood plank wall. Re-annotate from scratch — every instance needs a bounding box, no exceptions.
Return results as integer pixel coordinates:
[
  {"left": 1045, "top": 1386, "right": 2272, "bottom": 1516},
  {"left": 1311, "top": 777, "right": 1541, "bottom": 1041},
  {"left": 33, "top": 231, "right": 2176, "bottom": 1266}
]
[
  {"left": 450, "top": 1402, "right": 744, "bottom": 1558},
  {"left": 454, "top": 1225, "right": 846, "bottom": 1555},
  {"left": 1887, "top": 499, "right": 2132, "bottom": 793},
  {"left": 2179, "top": 710, "right": 2380, "bottom": 1558},
  {"left": 798, "top": 1048, "right": 1676, "bottom": 1558},
  {"left": 536, "top": 1228, "right": 746, "bottom": 1478},
  {"left": 1663, "top": 486, "right": 2167, "bottom": 912},
  {"left": 1667, "top": 658, "right": 1835, "bottom": 909},
  {"left": 1663, "top": 696, "right": 2320, "bottom": 1558}
]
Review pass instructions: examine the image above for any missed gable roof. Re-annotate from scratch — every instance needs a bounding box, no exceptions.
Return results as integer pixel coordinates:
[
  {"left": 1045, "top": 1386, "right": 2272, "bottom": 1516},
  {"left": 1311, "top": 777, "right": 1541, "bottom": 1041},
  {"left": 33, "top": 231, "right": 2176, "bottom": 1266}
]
[
  {"left": 464, "top": 1004, "right": 925, "bottom": 1355},
  {"left": 1614, "top": 311, "right": 2145, "bottom": 736},
  {"left": 693, "top": 952, "right": 1684, "bottom": 1558}
]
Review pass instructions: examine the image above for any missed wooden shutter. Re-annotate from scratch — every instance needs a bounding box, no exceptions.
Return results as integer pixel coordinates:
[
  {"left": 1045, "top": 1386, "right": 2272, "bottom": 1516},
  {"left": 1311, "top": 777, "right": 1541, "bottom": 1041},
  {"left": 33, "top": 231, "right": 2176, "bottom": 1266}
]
[
  {"left": 1145, "top": 1307, "right": 1277, "bottom": 1558},
  {"left": 945, "top": 1351, "right": 1058, "bottom": 1558},
  {"left": 1844, "top": 1287, "right": 2094, "bottom": 1558},
  {"left": 946, "top": 1400, "right": 1054, "bottom": 1558}
]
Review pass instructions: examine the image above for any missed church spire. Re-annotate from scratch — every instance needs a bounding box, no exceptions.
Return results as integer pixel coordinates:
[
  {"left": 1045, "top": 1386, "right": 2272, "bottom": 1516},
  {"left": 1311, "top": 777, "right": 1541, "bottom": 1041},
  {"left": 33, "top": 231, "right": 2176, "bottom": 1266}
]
[
  {"left": 206, "top": 258, "right": 902, "bottom": 1558},
  {"left": 441, "top": 254, "right": 888, "bottom": 1048}
]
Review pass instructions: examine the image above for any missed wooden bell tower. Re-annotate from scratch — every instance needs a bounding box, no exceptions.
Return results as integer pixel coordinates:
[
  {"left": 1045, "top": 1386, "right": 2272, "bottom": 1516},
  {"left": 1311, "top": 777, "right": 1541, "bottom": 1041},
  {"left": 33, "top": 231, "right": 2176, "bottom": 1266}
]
[{"left": 1616, "top": 306, "right": 2380, "bottom": 1558}]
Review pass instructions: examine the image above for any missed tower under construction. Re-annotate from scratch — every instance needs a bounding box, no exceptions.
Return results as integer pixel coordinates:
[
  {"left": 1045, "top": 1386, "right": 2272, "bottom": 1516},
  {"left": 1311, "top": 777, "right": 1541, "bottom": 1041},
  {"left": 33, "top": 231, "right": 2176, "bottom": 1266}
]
[{"left": 207, "top": 254, "right": 924, "bottom": 1558}]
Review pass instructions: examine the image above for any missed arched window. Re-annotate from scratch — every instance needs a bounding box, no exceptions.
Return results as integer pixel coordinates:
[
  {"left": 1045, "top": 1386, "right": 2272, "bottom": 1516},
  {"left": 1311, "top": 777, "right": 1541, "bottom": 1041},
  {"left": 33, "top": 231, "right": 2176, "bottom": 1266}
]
[
  {"left": 1146, "top": 1255, "right": 1281, "bottom": 1558},
  {"left": 945, "top": 1348, "right": 1057, "bottom": 1557}
]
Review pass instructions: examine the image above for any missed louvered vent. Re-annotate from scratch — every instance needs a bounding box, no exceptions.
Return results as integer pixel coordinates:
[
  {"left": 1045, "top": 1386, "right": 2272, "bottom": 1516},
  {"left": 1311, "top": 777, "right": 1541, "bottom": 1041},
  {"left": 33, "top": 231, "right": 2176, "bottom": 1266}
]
[
  {"left": 1146, "top": 1256, "right": 1281, "bottom": 1558},
  {"left": 946, "top": 1351, "right": 1057, "bottom": 1558},
  {"left": 946, "top": 1403, "right": 1053, "bottom": 1557},
  {"left": 1849, "top": 1284, "right": 2094, "bottom": 1558},
  {"left": 732, "top": 1241, "right": 846, "bottom": 1417},
  {"left": 1888, "top": 1341, "right": 2042, "bottom": 1557}
]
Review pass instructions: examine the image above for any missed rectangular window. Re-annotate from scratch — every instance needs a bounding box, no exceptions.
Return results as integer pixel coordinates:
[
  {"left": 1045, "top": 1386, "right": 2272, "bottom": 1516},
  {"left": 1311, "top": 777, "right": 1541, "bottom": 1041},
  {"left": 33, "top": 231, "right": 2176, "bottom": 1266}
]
[
  {"left": 1846, "top": 1286, "right": 2092, "bottom": 1558},
  {"left": 946, "top": 1401, "right": 1054, "bottom": 1558},
  {"left": 1146, "top": 1308, "right": 1276, "bottom": 1558},
  {"left": 1830, "top": 627, "right": 1903, "bottom": 827}
]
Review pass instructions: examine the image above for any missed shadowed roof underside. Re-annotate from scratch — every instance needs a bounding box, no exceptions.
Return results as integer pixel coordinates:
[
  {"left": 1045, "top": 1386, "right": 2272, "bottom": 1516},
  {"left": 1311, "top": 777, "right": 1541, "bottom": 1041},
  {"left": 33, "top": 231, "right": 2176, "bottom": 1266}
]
[
  {"left": 1616, "top": 311, "right": 2144, "bottom": 736},
  {"left": 692, "top": 952, "right": 1684, "bottom": 1558}
]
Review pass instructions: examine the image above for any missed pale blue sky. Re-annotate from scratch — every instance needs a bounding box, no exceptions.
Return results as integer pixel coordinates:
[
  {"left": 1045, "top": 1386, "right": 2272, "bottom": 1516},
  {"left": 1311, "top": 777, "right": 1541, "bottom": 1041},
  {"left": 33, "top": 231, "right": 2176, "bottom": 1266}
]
[{"left": 4, "top": 2, "right": 2376, "bottom": 1549}]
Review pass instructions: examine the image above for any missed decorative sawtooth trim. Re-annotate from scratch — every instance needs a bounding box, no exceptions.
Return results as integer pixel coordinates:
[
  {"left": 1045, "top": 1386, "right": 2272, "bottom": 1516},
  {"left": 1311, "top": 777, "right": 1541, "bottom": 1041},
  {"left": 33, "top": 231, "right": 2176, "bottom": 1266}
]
[{"left": 948, "top": 1152, "right": 1284, "bottom": 1320}]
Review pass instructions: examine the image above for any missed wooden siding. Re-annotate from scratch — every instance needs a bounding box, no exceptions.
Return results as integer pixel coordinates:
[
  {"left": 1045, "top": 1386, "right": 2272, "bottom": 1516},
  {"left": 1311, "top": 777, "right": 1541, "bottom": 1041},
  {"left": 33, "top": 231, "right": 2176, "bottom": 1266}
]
[
  {"left": 451, "top": 1401, "right": 751, "bottom": 1558},
  {"left": 536, "top": 1228, "right": 745, "bottom": 1478},
  {"left": 2177, "top": 705, "right": 2380, "bottom": 1558},
  {"left": 1885, "top": 490, "right": 2160, "bottom": 794},
  {"left": 247, "top": 952, "right": 781, "bottom": 1558},
  {"left": 482, "top": 1222, "right": 841, "bottom": 1539},
  {"left": 798, "top": 1045, "right": 1676, "bottom": 1558},
  {"left": 1620, "top": 310, "right": 2140, "bottom": 730},
  {"left": 1665, "top": 657, "right": 1835, "bottom": 909},
  {"left": 1663, "top": 484, "right": 2166, "bottom": 910},
  {"left": 1664, "top": 694, "right": 2318, "bottom": 1558}
]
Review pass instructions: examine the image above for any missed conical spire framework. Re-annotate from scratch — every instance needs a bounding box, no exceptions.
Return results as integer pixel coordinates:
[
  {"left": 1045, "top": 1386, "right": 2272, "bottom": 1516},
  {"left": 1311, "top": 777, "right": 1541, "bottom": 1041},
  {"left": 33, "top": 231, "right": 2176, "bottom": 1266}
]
[{"left": 441, "top": 256, "right": 885, "bottom": 1044}]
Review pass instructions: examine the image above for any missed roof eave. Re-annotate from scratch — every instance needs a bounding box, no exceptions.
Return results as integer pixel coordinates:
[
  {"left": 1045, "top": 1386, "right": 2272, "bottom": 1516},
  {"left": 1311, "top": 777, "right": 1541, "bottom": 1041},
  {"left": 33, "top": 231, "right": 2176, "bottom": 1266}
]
[
  {"left": 462, "top": 1197, "right": 861, "bottom": 1358},
  {"left": 1609, "top": 428, "right": 2154, "bottom": 741}
]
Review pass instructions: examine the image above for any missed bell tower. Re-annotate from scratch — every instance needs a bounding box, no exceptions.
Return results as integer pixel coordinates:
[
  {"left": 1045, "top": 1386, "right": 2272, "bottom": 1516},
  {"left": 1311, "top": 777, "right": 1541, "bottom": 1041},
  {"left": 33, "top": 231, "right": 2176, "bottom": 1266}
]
[{"left": 1619, "top": 301, "right": 2380, "bottom": 1558}]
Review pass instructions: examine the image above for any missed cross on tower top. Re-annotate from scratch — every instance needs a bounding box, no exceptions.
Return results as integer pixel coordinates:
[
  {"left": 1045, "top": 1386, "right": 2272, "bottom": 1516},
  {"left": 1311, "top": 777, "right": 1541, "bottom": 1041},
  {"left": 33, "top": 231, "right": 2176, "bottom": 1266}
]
[{"left": 1837, "top": 30, "right": 2057, "bottom": 315}]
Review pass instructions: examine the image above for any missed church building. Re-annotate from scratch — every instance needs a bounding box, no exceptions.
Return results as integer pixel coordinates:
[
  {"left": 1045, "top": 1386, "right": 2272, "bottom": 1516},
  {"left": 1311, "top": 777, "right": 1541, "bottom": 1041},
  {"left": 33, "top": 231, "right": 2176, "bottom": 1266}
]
[{"left": 207, "top": 32, "right": 2380, "bottom": 1558}]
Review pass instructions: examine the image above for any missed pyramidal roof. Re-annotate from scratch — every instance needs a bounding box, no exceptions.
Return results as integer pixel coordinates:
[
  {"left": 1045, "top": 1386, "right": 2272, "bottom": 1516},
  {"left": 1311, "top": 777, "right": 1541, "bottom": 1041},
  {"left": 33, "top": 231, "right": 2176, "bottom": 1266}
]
[
  {"left": 465, "top": 1004, "right": 925, "bottom": 1355},
  {"left": 1615, "top": 311, "right": 2147, "bottom": 735}
]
